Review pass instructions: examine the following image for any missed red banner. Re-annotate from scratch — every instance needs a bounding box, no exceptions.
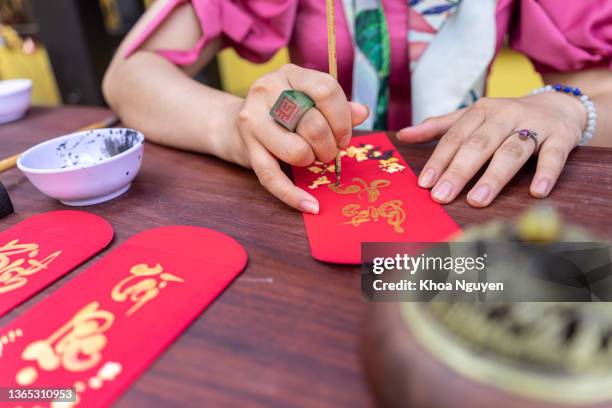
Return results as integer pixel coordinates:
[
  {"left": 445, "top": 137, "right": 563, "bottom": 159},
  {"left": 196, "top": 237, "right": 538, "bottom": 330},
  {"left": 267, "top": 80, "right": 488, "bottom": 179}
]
[
  {"left": 293, "top": 133, "right": 460, "bottom": 264},
  {"left": 0, "top": 226, "right": 247, "bottom": 407},
  {"left": 0, "top": 211, "right": 113, "bottom": 317}
]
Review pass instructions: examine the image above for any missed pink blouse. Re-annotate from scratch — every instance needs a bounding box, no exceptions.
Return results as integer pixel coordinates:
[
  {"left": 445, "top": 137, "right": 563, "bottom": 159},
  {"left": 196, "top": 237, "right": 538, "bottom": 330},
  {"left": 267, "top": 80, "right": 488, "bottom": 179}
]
[{"left": 126, "top": 0, "right": 612, "bottom": 130}]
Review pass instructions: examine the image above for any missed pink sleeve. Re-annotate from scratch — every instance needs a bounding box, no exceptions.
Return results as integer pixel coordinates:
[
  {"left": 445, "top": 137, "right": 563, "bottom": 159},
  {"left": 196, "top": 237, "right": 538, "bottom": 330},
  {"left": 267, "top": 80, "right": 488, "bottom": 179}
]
[
  {"left": 510, "top": 0, "right": 612, "bottom": 73},
  {"left": 124, "top": 0, "right": 298, "bottom": 66}
]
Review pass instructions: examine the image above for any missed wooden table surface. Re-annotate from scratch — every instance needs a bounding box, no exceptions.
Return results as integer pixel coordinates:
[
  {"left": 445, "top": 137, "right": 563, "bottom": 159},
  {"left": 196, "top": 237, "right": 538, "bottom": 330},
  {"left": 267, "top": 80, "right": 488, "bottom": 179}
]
[{"left": 1, "top": 106, "right": 611, "bottom": 408}]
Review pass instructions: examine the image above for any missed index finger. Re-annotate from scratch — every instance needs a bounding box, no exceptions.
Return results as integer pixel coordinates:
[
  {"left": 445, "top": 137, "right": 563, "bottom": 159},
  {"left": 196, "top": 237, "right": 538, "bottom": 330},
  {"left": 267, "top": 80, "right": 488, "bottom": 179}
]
[
  {"left": 282, "top": 64, "right": 352, "bottom": 148},
  {"left": 418, "top": 107, "right": 486, "bottom": 188},
  {"left": 246, "top": 136, "right": 320, "bottom": 214}
]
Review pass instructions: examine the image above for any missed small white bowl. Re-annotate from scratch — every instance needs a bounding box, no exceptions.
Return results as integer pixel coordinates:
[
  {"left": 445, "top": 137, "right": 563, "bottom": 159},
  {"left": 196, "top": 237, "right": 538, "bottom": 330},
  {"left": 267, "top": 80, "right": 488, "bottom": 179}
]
[
  {"left": 18, "top": 128, "right": 144, "bottom": 206},
  {"left": 0, "top": 79, "right": 32, "bottom": 124}
]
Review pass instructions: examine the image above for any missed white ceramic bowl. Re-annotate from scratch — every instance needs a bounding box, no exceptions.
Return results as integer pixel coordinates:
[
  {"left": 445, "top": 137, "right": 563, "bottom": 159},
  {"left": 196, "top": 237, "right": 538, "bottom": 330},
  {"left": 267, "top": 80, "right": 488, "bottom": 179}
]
[
  {"left": 17, "top": 128, "right": 144, "bottom": 206},
  {"left": 0, "top": 79, "right": 32, "bottom": 124}
]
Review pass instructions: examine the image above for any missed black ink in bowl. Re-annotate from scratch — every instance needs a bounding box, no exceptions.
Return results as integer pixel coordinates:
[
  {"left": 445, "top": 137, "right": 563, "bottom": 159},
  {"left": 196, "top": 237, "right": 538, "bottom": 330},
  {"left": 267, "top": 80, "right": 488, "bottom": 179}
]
[
  {"left": 17, "top": 128, "right": 145, "bottom": 206},
  {"left": 102, "top": 129, "right": 142, "bottom": 158}
]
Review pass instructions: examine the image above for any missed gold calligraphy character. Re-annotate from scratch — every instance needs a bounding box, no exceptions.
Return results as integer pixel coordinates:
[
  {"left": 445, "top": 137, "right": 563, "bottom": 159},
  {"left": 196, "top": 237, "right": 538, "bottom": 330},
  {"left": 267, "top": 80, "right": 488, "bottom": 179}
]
[
  {"left": 0, "top": 239, "right": 62, "bottom": 294},
  {"left": 111, "top": 263, "right": 183, "bottom": 316},
  {"left": 378, "top": 157, "right": 405, "bottom": 173},
  {"left": 16, "top": 301, "right": 114, "bottom": 385},
  {"left": 307, "top": 162, "right": 336, "bottom": 189},
  {"left": 341, "top": 200, "right": 406, "bottom": 233},
  {"left": 328, "top": 178, "right": 390, "bottom": 203}
]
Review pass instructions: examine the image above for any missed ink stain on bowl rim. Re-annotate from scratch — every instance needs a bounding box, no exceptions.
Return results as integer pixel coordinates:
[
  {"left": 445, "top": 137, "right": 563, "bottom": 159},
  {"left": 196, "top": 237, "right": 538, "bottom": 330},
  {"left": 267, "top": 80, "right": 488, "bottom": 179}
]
[{"left": 18, "top": 128, "right": 145, "bottom": 174}]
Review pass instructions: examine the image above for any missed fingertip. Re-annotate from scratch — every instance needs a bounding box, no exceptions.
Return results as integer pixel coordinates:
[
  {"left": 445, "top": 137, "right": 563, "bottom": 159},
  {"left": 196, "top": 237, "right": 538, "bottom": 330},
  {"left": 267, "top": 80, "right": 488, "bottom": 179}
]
[
  {"left": 430, "top": 194, "right": 448, "bottom": 205},
  {"left": 396, "top": 128, "right": 415, "bottom": 141},
  {"left": 349, "top": 102, "right": 370, "bottom": 125},
  {"left": 467, "top": 197, "right": 490, "bottom": 208},
  {"left": 431, "top": 180, "right": 454, "bottom": 204},
  {"left": 467, "top": 184, "right": 493, "bottom": 208},
  {"left": 396, "top": 123, "right": 438, "bottom": 143},
  {"left": 417, "top": 168, "right": 436, "bottom": 188},
  {"left": 319, "top": 149, "right": 339, "bottom": 164},
  {"left": 401, "top": 110, "right": 464, "bottom": 142},
  {"left": 299, "top": 189, "right": 319, "bottom": 210},
  {"left": 299, "top": 199, "right": 319, "bottom": 215},
  {"left": 530, "top": 178, "right": 552, "bottom": 198}
]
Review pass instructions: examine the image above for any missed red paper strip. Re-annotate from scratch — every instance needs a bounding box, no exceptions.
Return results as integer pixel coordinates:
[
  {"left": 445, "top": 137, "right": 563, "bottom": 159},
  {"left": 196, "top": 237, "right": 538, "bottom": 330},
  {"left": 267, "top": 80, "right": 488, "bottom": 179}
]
[
  {"left": 293, "top": 132, "right": 460, "bottom": 264},
  {"left": 0, "top": 211, "right": 113, "bottom": 317},
  {"left": 0, "top": 226, "right": 248, "bottom": 408}
]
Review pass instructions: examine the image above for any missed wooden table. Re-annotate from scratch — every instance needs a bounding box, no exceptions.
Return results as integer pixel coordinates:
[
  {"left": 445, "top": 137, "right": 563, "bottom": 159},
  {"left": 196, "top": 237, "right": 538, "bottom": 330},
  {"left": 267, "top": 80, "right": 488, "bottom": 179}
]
[{"left": 1, "top": 106, "right": 611, "bottom": 407}]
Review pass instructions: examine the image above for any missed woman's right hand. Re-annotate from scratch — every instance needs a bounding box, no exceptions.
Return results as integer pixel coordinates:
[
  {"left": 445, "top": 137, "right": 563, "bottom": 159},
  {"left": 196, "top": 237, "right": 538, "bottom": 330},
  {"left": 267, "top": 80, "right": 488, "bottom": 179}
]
[{"left": 236, "top": 63, "right": 369, "bottom": 214}]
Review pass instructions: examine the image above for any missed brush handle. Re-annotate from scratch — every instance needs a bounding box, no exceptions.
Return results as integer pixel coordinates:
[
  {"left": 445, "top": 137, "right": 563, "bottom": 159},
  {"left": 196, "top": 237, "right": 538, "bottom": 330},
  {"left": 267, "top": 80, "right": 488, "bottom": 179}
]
[
  {"left": 0, "top": 115, "right": 119, "bottom": 174},
  {"left": 79, "top": 115, "right": 119, "bottom": 131},
  {"left": 326, "top": 0, "right": 342, "bottom": 184},
  {"left": 0, "top": 154, "right": 19, "bottom": 173},
  {"left": 326, "top": 0, "right": 338, "bottom": 80}
]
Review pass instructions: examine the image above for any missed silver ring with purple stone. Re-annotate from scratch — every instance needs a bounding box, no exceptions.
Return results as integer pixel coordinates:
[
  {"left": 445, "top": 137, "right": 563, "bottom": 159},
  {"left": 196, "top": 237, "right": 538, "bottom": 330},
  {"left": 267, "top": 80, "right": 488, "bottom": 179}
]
[{"left": 512, "top": 128, "right": 539, "bottom": 152}]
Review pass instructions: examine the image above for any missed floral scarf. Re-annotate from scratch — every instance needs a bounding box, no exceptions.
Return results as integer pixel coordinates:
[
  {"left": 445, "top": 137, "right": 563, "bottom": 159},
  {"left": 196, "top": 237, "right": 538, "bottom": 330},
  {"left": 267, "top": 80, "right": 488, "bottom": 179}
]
[{"left": 341, "top": 0, "right": 497, "bottom": 129}]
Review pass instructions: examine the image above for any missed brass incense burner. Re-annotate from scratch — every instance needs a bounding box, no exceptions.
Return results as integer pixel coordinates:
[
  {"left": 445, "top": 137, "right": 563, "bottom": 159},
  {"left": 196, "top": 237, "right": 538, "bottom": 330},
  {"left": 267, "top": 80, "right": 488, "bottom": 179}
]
[{"left": 362, "top": 207, "right": 612, "bottom": 408}]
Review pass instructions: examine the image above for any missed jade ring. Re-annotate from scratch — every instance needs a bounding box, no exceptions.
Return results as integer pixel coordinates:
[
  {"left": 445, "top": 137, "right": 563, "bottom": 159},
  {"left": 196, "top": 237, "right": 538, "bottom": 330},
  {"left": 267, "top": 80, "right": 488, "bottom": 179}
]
[{"left": 270, "top": 90, "right": 315, "bottom": 132}]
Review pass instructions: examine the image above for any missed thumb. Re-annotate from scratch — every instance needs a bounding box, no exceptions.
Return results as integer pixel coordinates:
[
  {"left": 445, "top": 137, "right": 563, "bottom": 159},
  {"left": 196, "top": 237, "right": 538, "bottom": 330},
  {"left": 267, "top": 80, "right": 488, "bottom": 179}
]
[
  {"left": 396, "top": 109, "right": 465, "bottom": 143},
  {"left": 349, "top": 102, "right": 370, "bottom": 127}
]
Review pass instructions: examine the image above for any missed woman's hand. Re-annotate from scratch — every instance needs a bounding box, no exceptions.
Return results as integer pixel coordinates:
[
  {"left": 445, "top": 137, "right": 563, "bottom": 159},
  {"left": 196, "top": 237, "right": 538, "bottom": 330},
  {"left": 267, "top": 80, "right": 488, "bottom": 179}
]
[
  {"left": 236, "top": 63, "right": 369, "bottom": 214},
  {"left": 397, "top": 92, "right": 587, "bottom": 207}
]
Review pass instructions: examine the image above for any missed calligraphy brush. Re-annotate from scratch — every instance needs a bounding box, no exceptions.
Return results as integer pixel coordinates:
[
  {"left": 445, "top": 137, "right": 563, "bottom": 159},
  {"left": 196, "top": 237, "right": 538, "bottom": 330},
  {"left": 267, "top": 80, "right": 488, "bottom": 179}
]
[
  {"left": 326, "top": 0, "right": 342, "bottom": 186},
  {"left": 0, "top": 114, "right": 120, "bottom": 174}
]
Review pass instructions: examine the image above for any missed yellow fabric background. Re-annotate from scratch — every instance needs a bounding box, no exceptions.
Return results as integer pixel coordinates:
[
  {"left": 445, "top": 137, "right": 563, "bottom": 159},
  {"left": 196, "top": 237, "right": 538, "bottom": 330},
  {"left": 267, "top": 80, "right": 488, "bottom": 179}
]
[
  {"left": 1, "top": 18, "right": 543, "bottom": 106},
  {"left": 0, "top": 26, "right": 61, "bottom": 106},
  {"left": 218, "top": 47, "right": 544, "bottom": 99}
]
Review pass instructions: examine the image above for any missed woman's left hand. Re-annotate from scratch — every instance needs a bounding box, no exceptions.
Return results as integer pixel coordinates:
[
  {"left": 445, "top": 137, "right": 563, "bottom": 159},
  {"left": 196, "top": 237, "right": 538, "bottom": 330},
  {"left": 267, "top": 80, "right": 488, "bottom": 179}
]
[{"left": 397, "top": 91, "right": 587, "bottom": 207}]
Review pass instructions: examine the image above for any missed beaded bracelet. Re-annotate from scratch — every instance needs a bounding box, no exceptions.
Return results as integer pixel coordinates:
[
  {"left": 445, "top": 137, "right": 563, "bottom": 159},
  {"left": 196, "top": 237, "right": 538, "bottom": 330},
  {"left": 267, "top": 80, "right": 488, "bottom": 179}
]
[{"left": 530, "top": 84, "right": 597, "bottom": 145}]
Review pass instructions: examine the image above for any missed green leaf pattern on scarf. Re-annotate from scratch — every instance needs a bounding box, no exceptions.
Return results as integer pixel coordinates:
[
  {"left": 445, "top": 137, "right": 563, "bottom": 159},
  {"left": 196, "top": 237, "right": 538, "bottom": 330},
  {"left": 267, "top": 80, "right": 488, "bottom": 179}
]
[{"left": 355, "top": 7, "right": 390, "bottom": 129}]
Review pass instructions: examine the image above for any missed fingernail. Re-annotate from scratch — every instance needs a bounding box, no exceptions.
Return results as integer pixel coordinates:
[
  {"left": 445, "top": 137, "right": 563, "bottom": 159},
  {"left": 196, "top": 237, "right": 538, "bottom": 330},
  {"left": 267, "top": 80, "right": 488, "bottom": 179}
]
[
  {"left": 533, "top": 178, "right": 551, "bottom": 197},
  {"left": 418, "top": 168, "right": 436, "bottom": 188},
  {"left": 299, "top": 200, "right": 319, "bottom": 215},
  {"left": 432, "top": 181, "right": 453, "bottom": 202},
  {"left": 361, "top": 103, "right": 370, "bottom": 117},
  {"left": 468, "top": 184, "right": 491, "bottom": 205},
  {"left": 350, "top": 102, "right": 369, "bottom": 118}
]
